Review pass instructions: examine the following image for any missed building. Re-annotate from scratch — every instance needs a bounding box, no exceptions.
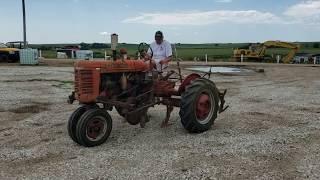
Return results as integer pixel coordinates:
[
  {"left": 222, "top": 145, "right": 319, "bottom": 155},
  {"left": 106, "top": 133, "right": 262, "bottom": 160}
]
[
  {"left": 293, "top": 53, "right": 313, "bottom": 64},
  {"left": 56, "top": 46, "right": 93, "bottom": 60},
  {"left": 311, "top": 54, "right": 320, "bottom": 64}
]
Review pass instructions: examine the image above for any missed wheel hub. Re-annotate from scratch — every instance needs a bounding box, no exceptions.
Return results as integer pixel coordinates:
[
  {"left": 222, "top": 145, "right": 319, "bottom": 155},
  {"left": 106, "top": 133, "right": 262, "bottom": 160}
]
[
  {"left": 86, "top": 117, "right": 106, "bottom": 140},
  {"left": 196, "top": 93, "right": 212, "bottom": 121}
]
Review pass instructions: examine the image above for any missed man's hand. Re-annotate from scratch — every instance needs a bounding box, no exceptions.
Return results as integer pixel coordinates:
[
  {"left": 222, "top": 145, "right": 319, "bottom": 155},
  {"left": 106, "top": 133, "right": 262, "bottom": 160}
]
[
  {"left": 160, "top": 56, "right": 172, "bottom": 65},
  {"left": 144, "top": 59, "right": 157, "bottom": 70},
  {"left": 143, "top": 53, "right": 151, "bottom": 61}
]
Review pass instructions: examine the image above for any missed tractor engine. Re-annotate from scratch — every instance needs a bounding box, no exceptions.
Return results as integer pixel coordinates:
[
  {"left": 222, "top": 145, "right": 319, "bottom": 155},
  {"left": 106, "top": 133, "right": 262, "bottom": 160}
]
[
  {"left": 99, "top": 71, "right": 153, "bottom": 118},
  {"left": 100, "top": 72, "right": 148, "bottom": 99},
  {"left": 71, "top": 59, "right": 154, "bottom": 126}
]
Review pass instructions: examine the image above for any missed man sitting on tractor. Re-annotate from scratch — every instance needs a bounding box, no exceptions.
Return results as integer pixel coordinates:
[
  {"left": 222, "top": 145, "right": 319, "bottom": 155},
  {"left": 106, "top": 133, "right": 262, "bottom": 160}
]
[{"left": 145, "top": 31, "right": 173, "bottom": 72}]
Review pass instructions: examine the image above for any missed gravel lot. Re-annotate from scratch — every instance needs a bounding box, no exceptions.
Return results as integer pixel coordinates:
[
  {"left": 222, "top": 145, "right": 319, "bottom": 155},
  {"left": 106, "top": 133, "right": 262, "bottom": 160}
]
[{"left": 0, "top": 62, "right": 319, "bottom": 179}]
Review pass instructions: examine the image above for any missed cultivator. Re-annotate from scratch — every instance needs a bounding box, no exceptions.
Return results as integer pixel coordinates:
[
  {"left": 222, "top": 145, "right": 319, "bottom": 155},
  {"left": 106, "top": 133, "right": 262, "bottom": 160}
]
[{"left": 67, "top": 35, "right": 228, "bottom": 147}]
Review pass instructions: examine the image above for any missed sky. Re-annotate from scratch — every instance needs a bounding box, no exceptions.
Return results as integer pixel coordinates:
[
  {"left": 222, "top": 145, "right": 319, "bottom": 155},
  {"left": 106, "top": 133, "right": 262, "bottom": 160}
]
[{"left": 1, "top": 0, "right": 320, "bottom": 44}]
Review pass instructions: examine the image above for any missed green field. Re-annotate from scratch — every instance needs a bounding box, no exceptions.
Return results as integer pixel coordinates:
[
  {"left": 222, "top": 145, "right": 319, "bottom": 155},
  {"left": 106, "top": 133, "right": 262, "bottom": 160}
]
[{"left": 30, "top": 42, "right": 320, "bottom": 61}]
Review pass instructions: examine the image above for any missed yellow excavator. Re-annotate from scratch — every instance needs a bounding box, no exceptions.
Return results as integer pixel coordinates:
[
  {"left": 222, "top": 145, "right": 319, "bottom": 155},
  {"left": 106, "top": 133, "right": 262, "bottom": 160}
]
[
  {"left": 233, "top": 41, "right": 300, "bottom": 63},
  {"left": 0, "top": 42, "right": 21, "bottom": 63}
]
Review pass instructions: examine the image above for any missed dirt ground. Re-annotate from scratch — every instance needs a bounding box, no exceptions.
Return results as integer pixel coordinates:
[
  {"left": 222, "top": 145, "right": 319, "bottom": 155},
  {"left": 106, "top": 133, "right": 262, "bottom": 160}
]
[{"left": 0, "top": 60, "right": 319, "bottom": 179}]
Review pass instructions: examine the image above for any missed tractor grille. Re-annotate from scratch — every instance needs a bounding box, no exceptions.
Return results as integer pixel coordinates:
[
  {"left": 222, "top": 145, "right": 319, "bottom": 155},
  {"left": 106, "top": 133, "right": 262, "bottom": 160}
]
[
  {"left": 75, "top": 70, "right": 79, "bottom": 93},
  {"left": 75, "top": 69, "right": 94, "bottom": 95}
]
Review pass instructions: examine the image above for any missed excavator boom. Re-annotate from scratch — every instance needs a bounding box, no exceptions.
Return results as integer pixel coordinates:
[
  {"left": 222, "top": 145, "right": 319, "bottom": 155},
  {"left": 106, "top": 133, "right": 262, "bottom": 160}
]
[
  {"left": 263, "top": 41, "right": 300, "bottom": 63},
  {"left": 233, "top": 40, "right": 300, "bottom": 63}
]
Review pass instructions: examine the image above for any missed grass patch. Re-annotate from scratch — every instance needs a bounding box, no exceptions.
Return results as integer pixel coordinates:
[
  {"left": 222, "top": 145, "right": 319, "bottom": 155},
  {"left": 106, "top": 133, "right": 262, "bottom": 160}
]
[{"left": 34, "top": 43, "right": 320, "bottom": 61}]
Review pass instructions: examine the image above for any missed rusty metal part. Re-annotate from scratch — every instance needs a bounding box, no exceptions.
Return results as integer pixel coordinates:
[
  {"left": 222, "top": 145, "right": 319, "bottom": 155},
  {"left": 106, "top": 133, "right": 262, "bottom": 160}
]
[
  {"left": 126, "top": 103, "right": 153, "bottom": 125},
  {"left": 219, "top": 89, "right": 229, "bottom": 113},
  {"left": 178, "top": 73, "right": 201, "bottom": 93},
  {"left": 74, "top": 69, "right": 101, "bottom": 103},
  {"left": 75, "top": 60, "right": 149, "bottom": 74},
  {"left": 161, "top": 105, "right": 174, "bottom": 128},
  {"left": 128, "top": 102, "right": 157, "bottom": 115},
  {"left": 161, "top": 98, "right": 181, "bottom": 107},
  {"left": 196, "top": 93, "right": 211, "bottom": 120},
  {"left": 153, "top": 80, "right": 179, "bottom": 97},
  {"left": 135, "top": 90, "right": 153, "bottom": 101},
  {"left": 120, "top": 73, "right": 128, "bottom": 90},
  {"left": 116, "top": 85, "right": 138, "bottom": 98},
  {"left": 96, "top": 96, "right": 135, "bottom": 110},
  {"left": 125, "top": 111, "right": 143, "bottom": 125},
  {"left": 86, "top": 117, "right": 107, "bottom": 141},
  {"left": 160, "top": 70, "right": 176, "bottom": 81},
  {"left": 120, "top": 48, "right": 127, "bottom": 55},
  {"left": 159, "top": 97, "right": 181, "bottom": 128}
]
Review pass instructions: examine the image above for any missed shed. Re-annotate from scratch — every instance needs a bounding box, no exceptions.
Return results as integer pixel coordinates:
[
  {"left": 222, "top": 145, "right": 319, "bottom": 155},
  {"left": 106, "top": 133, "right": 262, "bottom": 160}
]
[
  {"left": 57, "top": 49, "right": 77, "bottom": 59},
  {"left": 293, "top": 53, "right": 313, "bottom": 64},
  {"left": 56, "top": 46, "right": 93, "bottom": 60},
  {"left": 75, "top": 50, "right": 93, "bottom": 60},
  {"left": 311, "top": 54, "right": 320, "bottom": 64},
  {"left": 19, "top": 48, "right": 39, "bottom": 65}
]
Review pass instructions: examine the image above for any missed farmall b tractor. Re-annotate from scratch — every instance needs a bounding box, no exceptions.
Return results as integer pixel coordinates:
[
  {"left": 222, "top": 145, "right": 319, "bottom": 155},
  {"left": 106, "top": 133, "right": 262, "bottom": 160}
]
[{"left": 67, "top": 34, "right": 228, "bottom": 147}]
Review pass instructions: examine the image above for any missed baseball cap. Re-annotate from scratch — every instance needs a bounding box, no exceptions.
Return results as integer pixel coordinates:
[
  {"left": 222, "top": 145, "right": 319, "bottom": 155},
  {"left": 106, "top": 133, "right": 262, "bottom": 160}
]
[{"left": 155, "top": 31, "right": 163, "bottom": 38}]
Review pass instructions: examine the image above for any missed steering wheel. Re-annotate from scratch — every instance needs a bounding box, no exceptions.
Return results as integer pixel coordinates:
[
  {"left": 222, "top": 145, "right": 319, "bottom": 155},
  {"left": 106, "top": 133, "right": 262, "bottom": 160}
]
[{"left": 138, "top": 43, "right": 153, "bottom": 59}]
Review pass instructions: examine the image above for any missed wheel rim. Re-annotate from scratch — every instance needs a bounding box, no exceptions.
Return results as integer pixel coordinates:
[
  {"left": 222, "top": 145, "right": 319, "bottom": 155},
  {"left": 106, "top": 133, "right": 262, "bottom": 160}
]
[
  {"left": 86, "top": 116, "right": 107, "bottom": 141},
  {"left": 195, "top": 91, "right": 214, "bottom": 124}
]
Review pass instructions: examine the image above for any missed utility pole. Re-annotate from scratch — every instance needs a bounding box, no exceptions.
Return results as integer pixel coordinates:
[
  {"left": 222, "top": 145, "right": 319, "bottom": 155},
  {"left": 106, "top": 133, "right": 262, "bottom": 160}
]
[{"left": 22, "top": 0, "right": 27, "bottom": 48}]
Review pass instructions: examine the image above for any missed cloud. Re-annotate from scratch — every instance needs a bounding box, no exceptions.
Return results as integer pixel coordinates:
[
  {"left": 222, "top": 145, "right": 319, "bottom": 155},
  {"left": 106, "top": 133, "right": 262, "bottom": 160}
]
[
  {"left": 100, "top": 32, "right": 110, "bottom": 35},
  {"left": 215, "top": 0, "right": 232, "bottom": 3},
  {"left": 123, "top": 1, "right": 320, "bottom": 27},
  {"left": 122, "top": 10, "right": 281, "bottom": 25},
  {"left": 284, "top": 0, "right": 320, "bottom": 18},
  {"left": 284, "top": 0, "right": 320, "bottom": 24}
]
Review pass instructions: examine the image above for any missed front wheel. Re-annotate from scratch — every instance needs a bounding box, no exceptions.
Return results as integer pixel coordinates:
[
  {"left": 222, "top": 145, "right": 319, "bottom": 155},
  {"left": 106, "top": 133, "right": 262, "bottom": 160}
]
[
  {"left": 68, "top": 106, "right": 87, "bottom": 144},
  {"left": 179, "top": 78, "right": 219, "bottom": 133},
  {"left": 76, "top": 109, "right": 112, "bottom": 147},
  {"left": 68, "top": 104, "right": 98, "bottom": 145}
]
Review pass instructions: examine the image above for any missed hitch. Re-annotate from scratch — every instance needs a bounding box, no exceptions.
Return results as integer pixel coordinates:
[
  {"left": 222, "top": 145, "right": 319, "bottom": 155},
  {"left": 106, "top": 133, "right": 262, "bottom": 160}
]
[{"left": 219, "top": 89, "right": 229, "bottom": 113}]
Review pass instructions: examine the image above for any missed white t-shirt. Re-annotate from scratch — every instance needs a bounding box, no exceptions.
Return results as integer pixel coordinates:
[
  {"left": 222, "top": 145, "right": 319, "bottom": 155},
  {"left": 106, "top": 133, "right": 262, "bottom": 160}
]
[{"left": 147, "top": 40, "right": 172, "bottom": 71}]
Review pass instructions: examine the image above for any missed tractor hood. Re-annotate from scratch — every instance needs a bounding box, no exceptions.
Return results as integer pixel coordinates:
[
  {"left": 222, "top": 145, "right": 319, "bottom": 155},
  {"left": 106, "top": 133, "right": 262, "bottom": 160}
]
[{"left": 74, "top": 60, "right": 149, "bottom": 73}]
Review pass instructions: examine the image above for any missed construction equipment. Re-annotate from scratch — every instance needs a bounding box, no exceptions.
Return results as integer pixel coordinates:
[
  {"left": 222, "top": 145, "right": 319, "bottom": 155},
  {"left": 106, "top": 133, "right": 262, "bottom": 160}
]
[
  {"left": 6, "top": 41, "right": 27, "bottom": 49},
  {"left": 0, "top": 43, "right": 20, "bottom": 63},
  {"left": 67, "top": 34, "right": 228, "bottom": 147},
  {"left": 233, "top": 41, "right": 300, "bottom": 63}
]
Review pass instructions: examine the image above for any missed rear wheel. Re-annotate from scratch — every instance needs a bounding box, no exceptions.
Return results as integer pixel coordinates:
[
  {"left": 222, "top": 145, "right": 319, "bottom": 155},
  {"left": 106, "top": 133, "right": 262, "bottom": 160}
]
[
  {"left": 76, "top": 109, "right": 112, "bottom": 147},
  {"left": 179, "top": 78, "right": 219, "bottom": 133}
]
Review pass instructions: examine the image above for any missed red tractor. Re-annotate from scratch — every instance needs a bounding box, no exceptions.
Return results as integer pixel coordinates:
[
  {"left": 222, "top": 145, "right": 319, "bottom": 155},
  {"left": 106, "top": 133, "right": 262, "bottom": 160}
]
[{"left": 67, "top": 41, "right": 228, "bottom": 147}]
